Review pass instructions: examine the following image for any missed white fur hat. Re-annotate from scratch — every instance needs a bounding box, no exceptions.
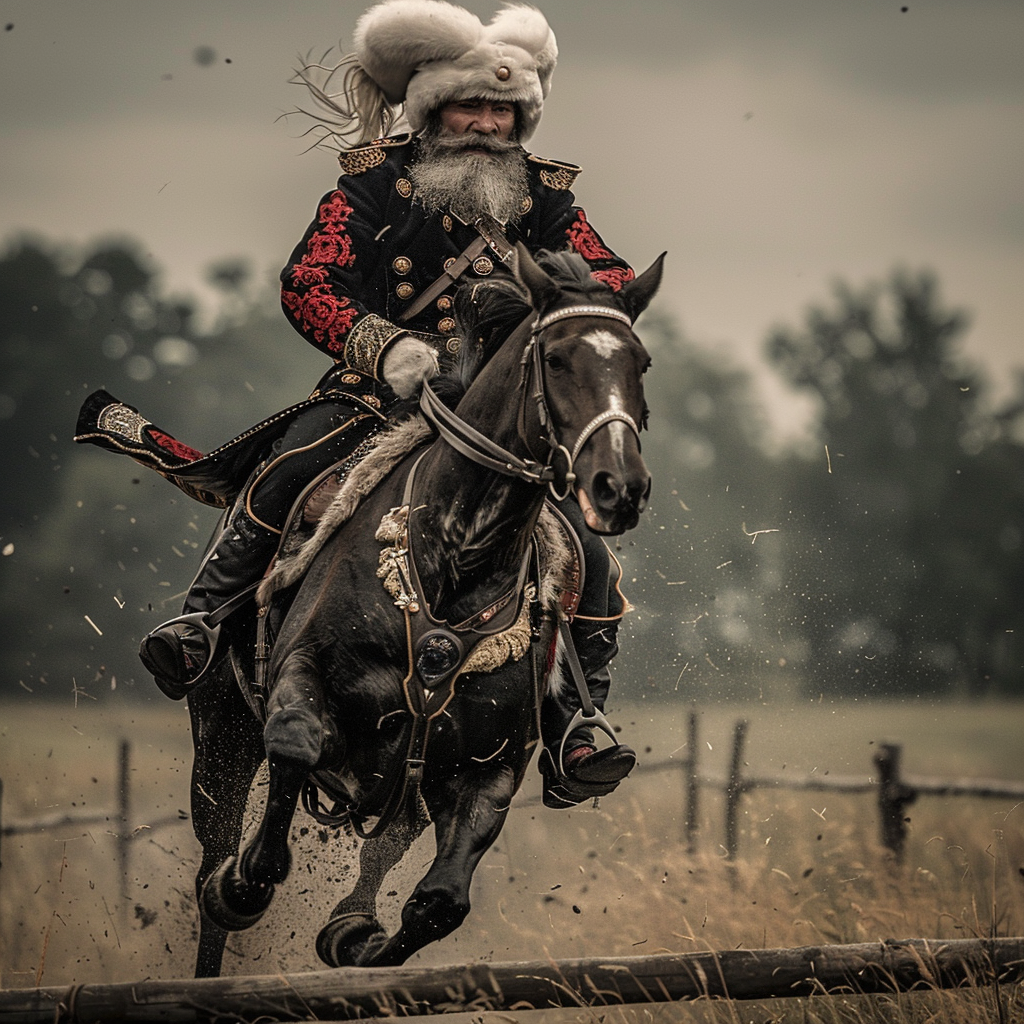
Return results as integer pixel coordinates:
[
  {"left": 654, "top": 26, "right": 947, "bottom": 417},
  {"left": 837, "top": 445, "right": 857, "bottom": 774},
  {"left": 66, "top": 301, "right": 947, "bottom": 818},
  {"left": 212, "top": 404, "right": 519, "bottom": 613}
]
[{"left": 354, "top": 1, "right": 557, "bottom": 141}]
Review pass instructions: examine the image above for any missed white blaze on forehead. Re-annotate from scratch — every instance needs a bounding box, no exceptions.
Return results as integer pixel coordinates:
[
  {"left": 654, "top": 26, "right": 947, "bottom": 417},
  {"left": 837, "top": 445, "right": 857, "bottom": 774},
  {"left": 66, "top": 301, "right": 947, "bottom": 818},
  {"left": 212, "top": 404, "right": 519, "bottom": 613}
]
[{"left": 584, "top": 327, "right": 626, "bottom": 360}]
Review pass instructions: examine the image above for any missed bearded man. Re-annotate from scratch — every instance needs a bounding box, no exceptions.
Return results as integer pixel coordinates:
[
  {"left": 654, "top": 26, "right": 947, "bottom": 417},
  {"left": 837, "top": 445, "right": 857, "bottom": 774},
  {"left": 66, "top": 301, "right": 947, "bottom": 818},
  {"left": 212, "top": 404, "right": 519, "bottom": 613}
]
[{"left": 138, "top": 0, "right": 641, "bottom": 808}]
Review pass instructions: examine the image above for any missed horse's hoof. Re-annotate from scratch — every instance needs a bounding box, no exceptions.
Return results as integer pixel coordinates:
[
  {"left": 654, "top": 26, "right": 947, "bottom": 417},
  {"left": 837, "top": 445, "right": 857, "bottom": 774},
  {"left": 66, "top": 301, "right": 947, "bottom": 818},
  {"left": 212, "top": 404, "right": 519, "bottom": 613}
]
[
  {"left": 200, "top": 856, "right": 275, "bottom": 932},
  {"left": 316, "top": 912, "right": 388, "bottom": 967}
]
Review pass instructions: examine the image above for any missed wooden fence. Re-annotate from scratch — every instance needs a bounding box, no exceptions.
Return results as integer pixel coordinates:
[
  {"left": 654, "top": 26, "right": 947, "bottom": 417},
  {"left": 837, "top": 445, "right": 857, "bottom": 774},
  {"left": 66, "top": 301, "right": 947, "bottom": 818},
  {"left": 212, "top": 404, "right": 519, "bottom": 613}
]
[
  {"left": 628, "top": 712, "right": 1024, "bottom": 861},
  {"left": 2, "top": 936, "right": 1022, "bottom": 1020},
  {"left": 4, "top": 713, "right": 1024, "bottom": 880}
]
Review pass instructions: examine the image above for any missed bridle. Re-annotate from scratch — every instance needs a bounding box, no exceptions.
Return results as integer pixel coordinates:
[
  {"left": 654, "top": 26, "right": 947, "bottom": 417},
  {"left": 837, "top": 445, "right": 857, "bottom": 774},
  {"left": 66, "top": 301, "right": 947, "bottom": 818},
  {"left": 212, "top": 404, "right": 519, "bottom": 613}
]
[{"left": 418, "top": 303, "right": 642, "bottom": 500}]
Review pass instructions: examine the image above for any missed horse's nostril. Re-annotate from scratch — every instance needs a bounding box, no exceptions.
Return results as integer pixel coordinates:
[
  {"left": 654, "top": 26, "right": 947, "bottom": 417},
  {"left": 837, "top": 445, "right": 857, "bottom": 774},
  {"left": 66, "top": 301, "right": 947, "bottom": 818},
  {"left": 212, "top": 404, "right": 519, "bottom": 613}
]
[{"left": 592, "top": 472, "right": 621, "bottom": 508}]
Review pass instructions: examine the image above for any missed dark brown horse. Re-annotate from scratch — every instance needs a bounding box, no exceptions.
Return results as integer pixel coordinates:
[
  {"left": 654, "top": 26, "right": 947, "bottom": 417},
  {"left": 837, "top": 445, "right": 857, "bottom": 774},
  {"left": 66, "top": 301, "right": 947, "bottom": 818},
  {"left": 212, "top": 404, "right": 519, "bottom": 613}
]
[{"left": 187, "top": 247, "right": 663, "bottom": 976}]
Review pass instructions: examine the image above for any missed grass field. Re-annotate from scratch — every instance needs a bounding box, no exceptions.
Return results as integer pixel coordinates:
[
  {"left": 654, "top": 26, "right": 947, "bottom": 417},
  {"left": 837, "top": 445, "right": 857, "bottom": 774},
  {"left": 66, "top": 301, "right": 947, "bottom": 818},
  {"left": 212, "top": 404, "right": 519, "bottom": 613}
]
[{"left": 1, "top": 696, "right": 1022, "bottom": 1022}]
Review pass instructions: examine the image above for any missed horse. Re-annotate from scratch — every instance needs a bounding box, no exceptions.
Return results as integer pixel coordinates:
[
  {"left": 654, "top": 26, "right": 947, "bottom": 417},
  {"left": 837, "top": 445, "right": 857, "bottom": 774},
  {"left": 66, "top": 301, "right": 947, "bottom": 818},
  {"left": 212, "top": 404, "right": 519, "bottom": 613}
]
[{"left": 184, "top": 246, "right": 664, "bottom": 977}]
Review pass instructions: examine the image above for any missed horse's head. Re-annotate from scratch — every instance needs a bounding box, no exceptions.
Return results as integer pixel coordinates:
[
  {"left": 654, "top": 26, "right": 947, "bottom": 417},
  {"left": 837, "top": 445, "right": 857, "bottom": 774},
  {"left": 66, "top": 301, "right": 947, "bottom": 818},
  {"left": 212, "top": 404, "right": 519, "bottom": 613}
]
[{"left": 516, "top": 247, "right": 665, "bottom": 535}]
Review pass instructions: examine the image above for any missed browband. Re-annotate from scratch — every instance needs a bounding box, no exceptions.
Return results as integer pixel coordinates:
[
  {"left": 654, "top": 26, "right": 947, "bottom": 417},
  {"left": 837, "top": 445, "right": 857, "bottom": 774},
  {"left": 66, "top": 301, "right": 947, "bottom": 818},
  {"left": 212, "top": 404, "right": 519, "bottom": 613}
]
[{"left": 533, "top": 305, "right": 634, "bottom": 332}]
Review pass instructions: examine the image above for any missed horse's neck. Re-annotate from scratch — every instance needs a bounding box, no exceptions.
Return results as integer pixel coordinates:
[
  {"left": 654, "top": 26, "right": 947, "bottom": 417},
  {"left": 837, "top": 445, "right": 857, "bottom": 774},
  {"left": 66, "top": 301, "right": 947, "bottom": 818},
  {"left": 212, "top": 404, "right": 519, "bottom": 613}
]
[
  {"left": 413, "top": 322, "right": 545, "bottom": 622},
  {"left": 412, "top": 451, "right": 544, "bottom": 624}
]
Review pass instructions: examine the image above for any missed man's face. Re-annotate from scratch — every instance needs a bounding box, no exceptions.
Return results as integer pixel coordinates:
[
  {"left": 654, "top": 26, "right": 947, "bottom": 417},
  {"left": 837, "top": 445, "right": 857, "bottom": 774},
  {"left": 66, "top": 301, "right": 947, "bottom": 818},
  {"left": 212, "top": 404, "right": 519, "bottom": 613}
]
[
  {"left": 411, "top": 100, "right": 529, "bottom": 222},
  {"left": 439, "top": 99, "right": 517, "bottom": 143}
]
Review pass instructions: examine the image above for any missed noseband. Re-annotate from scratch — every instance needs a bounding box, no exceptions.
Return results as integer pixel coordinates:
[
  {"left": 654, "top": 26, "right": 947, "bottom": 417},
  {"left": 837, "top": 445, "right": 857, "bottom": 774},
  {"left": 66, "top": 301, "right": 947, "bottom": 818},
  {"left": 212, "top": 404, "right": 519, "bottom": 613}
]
[{"left": 418, "top": 304, "right": 641, "bottom": 500}]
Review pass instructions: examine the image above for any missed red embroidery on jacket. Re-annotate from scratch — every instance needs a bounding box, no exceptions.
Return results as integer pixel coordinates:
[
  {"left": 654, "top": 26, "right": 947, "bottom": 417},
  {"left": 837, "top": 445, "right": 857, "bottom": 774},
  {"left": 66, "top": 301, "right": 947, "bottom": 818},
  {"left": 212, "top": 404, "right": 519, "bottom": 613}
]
[
  {"left": 285, "top": 189, "right": 360, "bottom": 342},
  {"left": 591, "top": 266, "right": 635, "bottom": 292},
  {"left": 318, "top": 192, "right": 354, "bottom": 228},
  {"left": 289, "top": 262, "right": 329, "bottom": 287},
  {"left": 146, "top": 428, "right": 202, "bottom": 462},
  {"left": 305, "top": 231, "right": 354, "bottom": 269},
  {"left": 282, "top": 285, "right": 358, "bottom": 353},
  {"left": 566, "top": 210, "right": 615, "bottom": 262},
  {"left": 288, "top": 189, "right": 357, "bottom": 290}
]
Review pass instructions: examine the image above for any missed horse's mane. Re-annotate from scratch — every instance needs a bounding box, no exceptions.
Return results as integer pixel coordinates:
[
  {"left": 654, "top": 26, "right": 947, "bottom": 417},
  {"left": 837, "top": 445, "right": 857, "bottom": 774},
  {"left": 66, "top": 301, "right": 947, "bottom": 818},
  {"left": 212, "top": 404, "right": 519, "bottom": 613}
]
[{"left": 430, "top": 250, "right": 616, "bottom": 410}]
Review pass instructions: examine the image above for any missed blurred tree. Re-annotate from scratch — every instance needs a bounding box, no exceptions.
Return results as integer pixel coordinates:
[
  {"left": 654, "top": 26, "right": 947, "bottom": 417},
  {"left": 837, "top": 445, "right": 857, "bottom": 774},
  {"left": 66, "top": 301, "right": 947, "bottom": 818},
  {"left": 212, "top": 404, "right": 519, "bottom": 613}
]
[
  {"left": 765, "top": 270, "right": 1023, "bottom": 696},
  {"left": 0, "top": 236, "right": 323, "bottom": 700},
  {"left": 619, "top": 309, "right": 795, "bottom": 702}
]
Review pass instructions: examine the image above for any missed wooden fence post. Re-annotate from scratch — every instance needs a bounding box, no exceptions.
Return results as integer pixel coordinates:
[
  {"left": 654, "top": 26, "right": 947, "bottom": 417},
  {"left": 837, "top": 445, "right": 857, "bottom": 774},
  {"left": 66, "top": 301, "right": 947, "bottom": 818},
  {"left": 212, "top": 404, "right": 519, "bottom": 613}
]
[
  {"left": 117, "top": 740, "right": 131, "bottom": 910},
  {"left": 685, "top": 709, "right": 699, "bottom": 854},
  {"left": 873, "top": 742, "right": 917, "bottom": 861},
  {"left": 724, "top": 719, "right": 748, "bottom": 860}
]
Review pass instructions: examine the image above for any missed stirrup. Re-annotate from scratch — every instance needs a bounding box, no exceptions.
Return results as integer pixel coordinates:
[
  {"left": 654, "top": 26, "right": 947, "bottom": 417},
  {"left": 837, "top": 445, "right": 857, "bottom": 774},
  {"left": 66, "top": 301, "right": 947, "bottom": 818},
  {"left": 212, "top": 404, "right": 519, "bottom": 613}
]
[
  {"left": 555, "top": 705, "right": 618, "bottom": 779},
  {"left": 139, "top": 611, "right": 222, "bottom": 700},
  {"left": 541, "top": 707, "right": 635, "bottom": 808}
]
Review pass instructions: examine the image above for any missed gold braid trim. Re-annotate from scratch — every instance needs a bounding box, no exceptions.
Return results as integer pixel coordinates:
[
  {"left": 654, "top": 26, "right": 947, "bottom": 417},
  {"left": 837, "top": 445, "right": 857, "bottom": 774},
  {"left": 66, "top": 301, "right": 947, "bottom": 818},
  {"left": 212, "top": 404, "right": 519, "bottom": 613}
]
[
  {"left": 461, "top": 584, "right": 537, "bottom": 674},
  {"left": 344, "top": 313, "right": 404, "bottom": 376},
  {"left": 528, "top": 155, "right": 582, "bottom": 191},
  {"left": 337, "top": 133, "right": 411, "bottom": 176},
  {"left": 338, "top": 146, "right": 386, "bottom": 176}
]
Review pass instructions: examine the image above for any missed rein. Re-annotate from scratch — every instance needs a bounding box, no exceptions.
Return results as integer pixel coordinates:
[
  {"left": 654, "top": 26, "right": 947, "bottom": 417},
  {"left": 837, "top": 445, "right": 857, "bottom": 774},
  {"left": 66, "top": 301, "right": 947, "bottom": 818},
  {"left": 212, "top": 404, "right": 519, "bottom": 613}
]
[{"left": 418, "top": 304, "right": 642, "bottom": 501}]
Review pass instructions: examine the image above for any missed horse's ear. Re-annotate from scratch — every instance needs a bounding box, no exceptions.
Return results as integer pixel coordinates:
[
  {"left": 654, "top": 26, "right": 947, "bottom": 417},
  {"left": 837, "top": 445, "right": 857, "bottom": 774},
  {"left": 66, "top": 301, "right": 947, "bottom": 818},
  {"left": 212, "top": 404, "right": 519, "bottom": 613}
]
[
  {"left": 619, "top": 252, "right": 667, "bottom": 323},
  {"left": 514, "top": 243, "right": 560, "bottom": 312}
]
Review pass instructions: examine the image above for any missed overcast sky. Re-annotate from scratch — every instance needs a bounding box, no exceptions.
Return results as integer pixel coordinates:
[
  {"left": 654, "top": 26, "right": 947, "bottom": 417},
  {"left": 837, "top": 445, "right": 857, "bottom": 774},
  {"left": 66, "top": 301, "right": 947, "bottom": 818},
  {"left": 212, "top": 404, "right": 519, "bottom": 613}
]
[{"left": 2, "top": 0, "right": 1021, "bottom": 433}]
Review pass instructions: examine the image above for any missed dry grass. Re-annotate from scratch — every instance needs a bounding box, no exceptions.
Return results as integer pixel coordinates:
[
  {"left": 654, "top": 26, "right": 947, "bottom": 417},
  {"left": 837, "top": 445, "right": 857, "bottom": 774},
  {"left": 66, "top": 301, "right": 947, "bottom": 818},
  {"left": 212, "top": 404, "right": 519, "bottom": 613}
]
[{"left": 1, "top": 697, "right": 1022, "bottom": 1023}]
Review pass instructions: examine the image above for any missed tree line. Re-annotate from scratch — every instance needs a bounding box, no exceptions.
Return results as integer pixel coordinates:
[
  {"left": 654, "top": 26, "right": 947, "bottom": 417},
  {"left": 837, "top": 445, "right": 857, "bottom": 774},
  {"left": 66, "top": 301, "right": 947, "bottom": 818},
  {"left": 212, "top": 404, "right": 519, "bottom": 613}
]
[{"left": 1, "top": 235, "right": 1021, "bottom": 703}]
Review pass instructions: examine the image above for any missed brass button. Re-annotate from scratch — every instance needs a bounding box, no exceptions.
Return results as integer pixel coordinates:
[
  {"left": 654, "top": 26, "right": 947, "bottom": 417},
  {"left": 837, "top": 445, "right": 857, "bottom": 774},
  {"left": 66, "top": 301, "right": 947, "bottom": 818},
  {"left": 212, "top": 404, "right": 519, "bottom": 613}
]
[
  {"left": 520, "top": 195, "right": 533, "bottom": 214},
  {"left": 396, "top": 282, "right": 415, "bottom": 300},
  {"left": 442, "top": 214, "right": 453, "bottom": 232},
  {"left": 392, "top": 256, "right": 412, "bottom": 275},
  {"left": 395, "top": 178, "right": 413, "bottom": 198},
  {"left": 361, "top": 395, "right": 382, "bottom": 409},
  {"left": 445, "top": 337, "right": 462, "bottom": 355},
  {"left": 340, "top": 373, "right": 361, "bottom": 384},
  {"left": 495, "top": 65, "right": 511, "bottom": 81},
  {"left": 438, "top": 316, "right": 456, "bottom": 334},
  {"left": 472, "top": 256, "right": 494, "bottom": 276},
  {"left": 436, "top": 295, "right": 453, "bottom": 311},
  {"left": 443, "top": 256, "right": 457, "bottom": 271}
]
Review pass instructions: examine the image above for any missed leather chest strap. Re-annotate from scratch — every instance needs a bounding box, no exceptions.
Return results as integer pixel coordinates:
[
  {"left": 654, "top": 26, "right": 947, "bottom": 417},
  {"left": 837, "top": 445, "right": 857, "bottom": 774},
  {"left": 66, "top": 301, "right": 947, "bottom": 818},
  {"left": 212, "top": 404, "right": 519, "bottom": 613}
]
[{"left": 399, "top": 214, "right": 516, "bottom": 324}]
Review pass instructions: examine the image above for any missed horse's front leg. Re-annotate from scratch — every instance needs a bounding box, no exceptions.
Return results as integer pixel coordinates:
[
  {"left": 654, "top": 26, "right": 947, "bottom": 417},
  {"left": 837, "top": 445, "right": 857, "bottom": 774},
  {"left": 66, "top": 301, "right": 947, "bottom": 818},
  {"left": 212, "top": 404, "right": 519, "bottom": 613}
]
[
  {"left": 202, "top": 649, "right": 339, "bottom": 931},
  {"left": 188, "top": 662, "right": 265, "bottom": 977},
  {"left": 355, "top": 765, "right": 517, "bottom": 967},
  {"left": 315, "top": 796, "right": 431, "bottom": 968}
]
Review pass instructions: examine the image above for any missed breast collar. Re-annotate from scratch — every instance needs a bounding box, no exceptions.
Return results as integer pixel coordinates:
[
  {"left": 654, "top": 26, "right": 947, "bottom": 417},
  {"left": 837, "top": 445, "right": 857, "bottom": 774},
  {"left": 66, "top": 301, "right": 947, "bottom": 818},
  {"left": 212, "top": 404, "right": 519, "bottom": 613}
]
[{"left": 392, "top": 451, "right": 537, "bottom": 692}]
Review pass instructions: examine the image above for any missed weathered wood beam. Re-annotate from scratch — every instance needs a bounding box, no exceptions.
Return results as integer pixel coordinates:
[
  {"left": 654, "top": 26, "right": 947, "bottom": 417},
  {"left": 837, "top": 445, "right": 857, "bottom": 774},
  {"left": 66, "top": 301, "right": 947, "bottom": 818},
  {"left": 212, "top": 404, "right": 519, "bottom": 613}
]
[{"left": 2, "top": 936, "right": 1021, "bottom": 1022}]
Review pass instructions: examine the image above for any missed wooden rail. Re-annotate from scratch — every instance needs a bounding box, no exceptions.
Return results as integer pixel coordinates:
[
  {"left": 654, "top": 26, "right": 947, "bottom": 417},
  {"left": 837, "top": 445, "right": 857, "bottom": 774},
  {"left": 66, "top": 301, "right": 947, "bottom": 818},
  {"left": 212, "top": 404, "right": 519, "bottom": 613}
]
[
  {"left": 628, "top": 713, "right": 1024, "bottom": 861},
  {"left": 3, "top": 715, "right": 1023, "bottom": 873},
  {"left": 2, "top": 936, "right": 1021, "bottom": 1021}
]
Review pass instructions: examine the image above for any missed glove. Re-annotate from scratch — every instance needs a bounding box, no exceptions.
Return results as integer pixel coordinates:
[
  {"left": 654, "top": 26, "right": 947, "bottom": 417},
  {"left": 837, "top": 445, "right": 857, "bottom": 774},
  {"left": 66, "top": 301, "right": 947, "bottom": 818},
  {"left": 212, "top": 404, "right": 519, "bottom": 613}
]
[{"left": 382, "top": 335, "right": 440, "bottom": 399}]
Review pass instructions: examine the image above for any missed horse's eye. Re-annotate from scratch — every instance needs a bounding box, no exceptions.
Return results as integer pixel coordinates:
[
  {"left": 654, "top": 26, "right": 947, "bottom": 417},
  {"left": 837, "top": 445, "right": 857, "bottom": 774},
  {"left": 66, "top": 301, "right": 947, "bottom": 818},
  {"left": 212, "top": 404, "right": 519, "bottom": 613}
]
[{"left": 545, "top": 353, "right": 567, "bottom": 372}]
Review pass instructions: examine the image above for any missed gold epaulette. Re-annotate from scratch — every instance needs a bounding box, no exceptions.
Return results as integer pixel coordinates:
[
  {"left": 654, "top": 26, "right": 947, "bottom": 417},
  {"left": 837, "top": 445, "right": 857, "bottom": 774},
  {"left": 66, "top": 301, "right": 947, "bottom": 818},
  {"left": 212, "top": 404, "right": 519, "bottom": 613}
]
[
  {"left": 527, "top": 154, "right": 582, "bottom": 191},
  {"left": 338, "top": 133, "right": 413, "bottom": 176}
]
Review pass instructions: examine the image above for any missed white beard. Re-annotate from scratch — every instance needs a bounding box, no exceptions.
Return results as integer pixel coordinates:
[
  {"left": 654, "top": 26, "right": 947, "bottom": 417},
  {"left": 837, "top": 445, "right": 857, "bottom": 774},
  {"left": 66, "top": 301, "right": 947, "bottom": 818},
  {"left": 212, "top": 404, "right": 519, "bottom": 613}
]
[{"left": 410, "top": 129, "right": 530, "bottom": 225}]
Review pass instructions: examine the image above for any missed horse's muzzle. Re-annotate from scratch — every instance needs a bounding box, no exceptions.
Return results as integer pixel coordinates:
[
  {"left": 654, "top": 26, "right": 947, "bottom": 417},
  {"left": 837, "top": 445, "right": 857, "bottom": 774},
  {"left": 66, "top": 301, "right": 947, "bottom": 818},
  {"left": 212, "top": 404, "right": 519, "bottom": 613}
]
[{"left": 576, "top": 467, "right": 651, "bottom": 535}]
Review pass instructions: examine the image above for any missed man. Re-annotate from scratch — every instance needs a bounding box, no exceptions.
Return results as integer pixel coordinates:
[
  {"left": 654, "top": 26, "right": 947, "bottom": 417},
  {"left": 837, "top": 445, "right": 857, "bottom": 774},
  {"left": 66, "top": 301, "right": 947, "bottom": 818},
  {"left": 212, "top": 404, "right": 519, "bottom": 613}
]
[{"left": 139, "top": 0, "right": 639, "bottom": 807}]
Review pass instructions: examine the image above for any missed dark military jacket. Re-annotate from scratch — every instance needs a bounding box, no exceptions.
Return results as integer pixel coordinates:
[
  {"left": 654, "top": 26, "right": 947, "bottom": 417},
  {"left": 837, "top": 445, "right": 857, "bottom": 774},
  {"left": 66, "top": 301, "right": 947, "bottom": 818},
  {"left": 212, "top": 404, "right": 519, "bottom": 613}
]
[{"left": 280, "top": 133, "right": 635, "bottom": 377}]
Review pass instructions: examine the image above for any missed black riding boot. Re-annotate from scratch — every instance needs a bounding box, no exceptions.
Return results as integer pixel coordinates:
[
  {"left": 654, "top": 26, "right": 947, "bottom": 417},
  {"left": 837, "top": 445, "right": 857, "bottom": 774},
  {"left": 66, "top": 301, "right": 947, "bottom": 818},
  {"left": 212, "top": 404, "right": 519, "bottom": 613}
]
[
  {"left": 538, "top": 616, "right": 637, "bottom": 808},
  {"left": 139, "top": 508, "right": 279, "bottom": 700}
]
